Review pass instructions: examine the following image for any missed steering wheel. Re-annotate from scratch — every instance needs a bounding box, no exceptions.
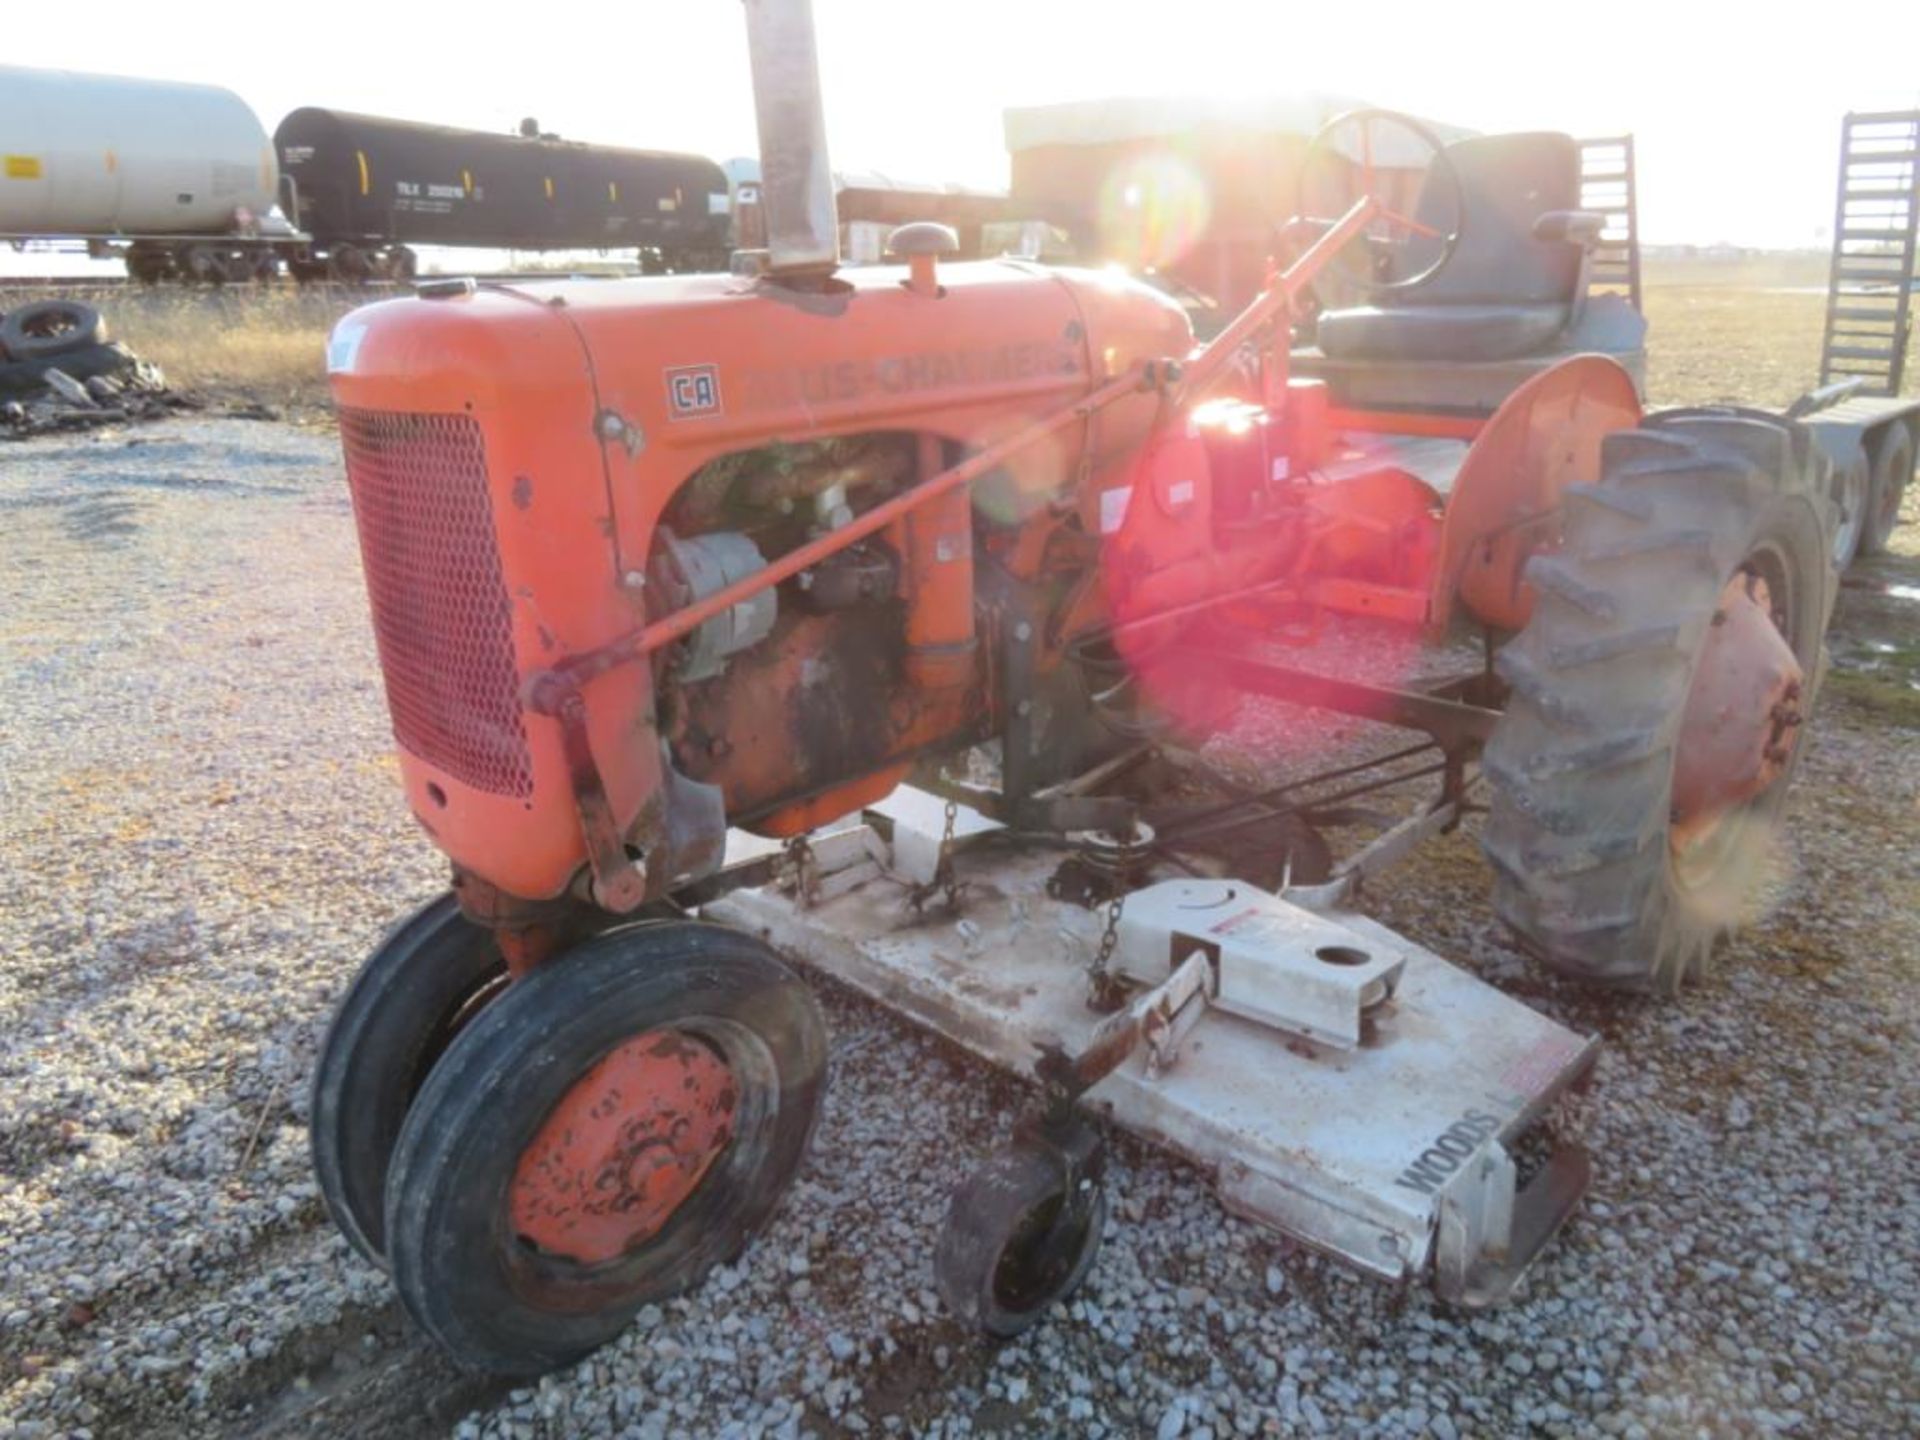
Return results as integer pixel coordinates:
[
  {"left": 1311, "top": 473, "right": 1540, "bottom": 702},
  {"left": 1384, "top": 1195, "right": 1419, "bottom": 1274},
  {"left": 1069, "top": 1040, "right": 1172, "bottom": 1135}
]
[{"left": 1296, "top": 108, "right": 1464, "bottom": 292}]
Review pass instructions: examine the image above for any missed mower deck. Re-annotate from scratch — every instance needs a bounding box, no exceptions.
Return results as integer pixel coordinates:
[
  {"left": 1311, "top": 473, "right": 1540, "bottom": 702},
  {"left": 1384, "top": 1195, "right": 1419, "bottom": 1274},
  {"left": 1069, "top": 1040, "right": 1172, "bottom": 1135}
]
[{"left": 708, "top": 791, "right": 1599, "bottom": 1306}]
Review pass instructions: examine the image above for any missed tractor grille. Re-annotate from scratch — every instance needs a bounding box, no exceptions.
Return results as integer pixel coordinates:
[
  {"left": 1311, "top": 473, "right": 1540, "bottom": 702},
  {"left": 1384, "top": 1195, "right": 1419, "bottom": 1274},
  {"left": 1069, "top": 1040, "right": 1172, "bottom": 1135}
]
[{"left": 339, "top": 409, "right": 533, "bottom": 799}]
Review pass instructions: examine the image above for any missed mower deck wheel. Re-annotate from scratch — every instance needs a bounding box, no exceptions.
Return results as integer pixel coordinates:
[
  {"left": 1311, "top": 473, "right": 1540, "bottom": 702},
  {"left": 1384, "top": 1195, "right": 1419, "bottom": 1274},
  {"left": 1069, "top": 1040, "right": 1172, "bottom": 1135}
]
[
  {"left": 383, "top": 921, "right": 826, "bottom": 1377},
  {"left": 310, "top": 893, "right": 507, "bottom": 1267},
  {"left": 935, "top": 1134, "right": 1108, "bottom": 1338}
]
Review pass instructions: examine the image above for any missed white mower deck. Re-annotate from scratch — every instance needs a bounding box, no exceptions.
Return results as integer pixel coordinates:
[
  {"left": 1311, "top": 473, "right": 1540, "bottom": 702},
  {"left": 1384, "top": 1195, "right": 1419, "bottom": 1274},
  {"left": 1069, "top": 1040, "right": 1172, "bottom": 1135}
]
[{"left": 709, "top": 790, "right": 1599, "bottom": 1306}]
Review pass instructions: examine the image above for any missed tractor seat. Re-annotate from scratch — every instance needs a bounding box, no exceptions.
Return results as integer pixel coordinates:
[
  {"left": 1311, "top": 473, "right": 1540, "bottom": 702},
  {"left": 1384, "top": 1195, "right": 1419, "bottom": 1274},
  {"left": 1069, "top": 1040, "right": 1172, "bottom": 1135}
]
[
  {"left": 1313, "top": 132, "right": 1594, "bottom": 365},
  {"left": 1317, "top": 301, "right": 1571, "bottom": 363}
]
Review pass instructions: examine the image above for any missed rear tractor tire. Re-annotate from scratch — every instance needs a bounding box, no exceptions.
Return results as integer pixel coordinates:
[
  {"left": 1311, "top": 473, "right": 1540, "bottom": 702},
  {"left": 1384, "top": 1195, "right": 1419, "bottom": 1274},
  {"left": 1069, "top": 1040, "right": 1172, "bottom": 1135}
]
[
  {"left": 1484, "top": 410, "right": 1836, "bottom": 991},
  {"left": 383, "top": 921, "right": 827, "bottom": 1376}
]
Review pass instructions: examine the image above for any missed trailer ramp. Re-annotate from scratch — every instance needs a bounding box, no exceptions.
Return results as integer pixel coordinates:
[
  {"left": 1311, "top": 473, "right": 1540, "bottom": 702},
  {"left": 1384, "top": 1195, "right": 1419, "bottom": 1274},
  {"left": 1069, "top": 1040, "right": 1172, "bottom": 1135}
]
[{"left": 1819, "top": 110, "right": 1919, "bottom": 397}]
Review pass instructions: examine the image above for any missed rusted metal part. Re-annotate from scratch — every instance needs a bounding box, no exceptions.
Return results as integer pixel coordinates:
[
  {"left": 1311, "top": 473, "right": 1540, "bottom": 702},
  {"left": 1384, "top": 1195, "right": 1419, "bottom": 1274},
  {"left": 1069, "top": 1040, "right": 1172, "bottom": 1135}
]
[
  {"left": 647, "top": 759, "right": 730, "bottom": 895},
  {"left": 448, "top": 869, "right": 588, "bottom": 977},
  {"left": 1044, "top": 822, "right": 1156, "bottom": 909},
  {"left": 1193, "top": 648, "right": 1504, "bottom": 751},
  {"left": 1671, "top": 572, "right": 1805, "bottom": 838},
  {"left": 668, "top": 435, "right": 914, "bottom": 533},
  {"left": 1037, "top": 952, "right": 1216, "bottom": 1096},
  {"left": 783, "top": 834, "right": 820, "bottom": 908},
  {"left": 751, "top": 767, "right": 915, "bottom": 839},
  {"left": 903, "top": 433, "right": 980, "bottom": 690},
  {"left": 1432, "top": 355, "right": 1643, "bottom": 632},
  {"left": 509, "top": 1028, "right": 737, "bottom": 1265},
  {"left": 557, "top": 691, "right": 649, "bottom": 912},
  {"left": 792, "top": 542, "right": 899, "bottom": 611},
  {"left": 668, "top": 602, "right": 978, "bottom": 833},
  {"left": 495, "top": 927, "right": 565, "bottom": 981}
]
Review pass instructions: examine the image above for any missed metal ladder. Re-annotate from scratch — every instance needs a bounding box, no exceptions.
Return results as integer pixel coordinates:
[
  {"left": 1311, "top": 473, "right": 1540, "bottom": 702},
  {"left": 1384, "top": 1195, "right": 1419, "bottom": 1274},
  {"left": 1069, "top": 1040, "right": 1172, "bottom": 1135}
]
[
  {"left": 1577, "top": 135, "right": 1641, "bottom": 312},
  {"left": 1819, "top": 110, "right": 1919, "bottom": 396}
]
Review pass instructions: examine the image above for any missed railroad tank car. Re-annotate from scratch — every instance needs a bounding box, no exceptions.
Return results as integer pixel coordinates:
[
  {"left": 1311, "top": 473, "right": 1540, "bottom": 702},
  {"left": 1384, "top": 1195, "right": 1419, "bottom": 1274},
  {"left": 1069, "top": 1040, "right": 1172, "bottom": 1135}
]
[
  {"left": 274, "top": 109, "right": 732, "bottom": 279},
  {"left": 0, "top": 64, "right": 278, "bottom": 238}
]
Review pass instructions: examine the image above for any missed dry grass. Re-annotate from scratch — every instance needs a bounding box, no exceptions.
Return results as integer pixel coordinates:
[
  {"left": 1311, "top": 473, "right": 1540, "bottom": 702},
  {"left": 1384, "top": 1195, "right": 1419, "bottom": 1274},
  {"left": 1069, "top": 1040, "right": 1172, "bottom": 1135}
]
[
  {"left": 1641, "top": 253, "right": 1918, "bottom": 409},
  {"left": 105, "top": 288, "right": 360, "bottom": 420},
  {"left": 1642, "top": 285, "right": 1829, "bottom": 409}
]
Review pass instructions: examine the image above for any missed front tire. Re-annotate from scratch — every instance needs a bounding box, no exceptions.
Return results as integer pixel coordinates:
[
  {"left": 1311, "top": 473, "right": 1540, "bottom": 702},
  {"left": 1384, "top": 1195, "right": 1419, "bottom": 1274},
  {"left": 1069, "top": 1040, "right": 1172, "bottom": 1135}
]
[
  {"left": 1484, "top": 410, "right": 1836, "bottom": 991},
  {"left": 384, "top": 921, "right": 827, "bottom": 1376},
  {"left": 310, "top": 894, "right": 507, "bottom": 1267}
]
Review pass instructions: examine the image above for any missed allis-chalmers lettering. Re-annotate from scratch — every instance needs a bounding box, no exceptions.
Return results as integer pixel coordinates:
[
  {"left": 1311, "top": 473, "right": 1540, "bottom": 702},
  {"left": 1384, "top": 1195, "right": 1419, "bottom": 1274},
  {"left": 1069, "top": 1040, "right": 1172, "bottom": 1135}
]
[
  {"left": 1394, "top": 1109, "right": 1502, "bottom": 1195},
  {"left": 741, "top": 341, "right": 1081, "bottom": 411}
]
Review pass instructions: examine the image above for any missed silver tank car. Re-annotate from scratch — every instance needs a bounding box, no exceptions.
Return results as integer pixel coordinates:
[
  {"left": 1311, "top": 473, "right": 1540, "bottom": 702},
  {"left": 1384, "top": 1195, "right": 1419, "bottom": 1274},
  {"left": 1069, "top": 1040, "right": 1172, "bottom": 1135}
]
[{"left": 0, "top": 64, "right": 278, "bottom": 238}]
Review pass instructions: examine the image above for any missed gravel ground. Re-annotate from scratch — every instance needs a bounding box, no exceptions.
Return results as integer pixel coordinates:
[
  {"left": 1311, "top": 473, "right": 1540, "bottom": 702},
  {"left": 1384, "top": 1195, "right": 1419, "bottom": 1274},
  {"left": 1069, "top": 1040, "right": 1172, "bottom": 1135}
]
[{"left": 1, "top": 416, "right": 1916, "bottom": 1440}]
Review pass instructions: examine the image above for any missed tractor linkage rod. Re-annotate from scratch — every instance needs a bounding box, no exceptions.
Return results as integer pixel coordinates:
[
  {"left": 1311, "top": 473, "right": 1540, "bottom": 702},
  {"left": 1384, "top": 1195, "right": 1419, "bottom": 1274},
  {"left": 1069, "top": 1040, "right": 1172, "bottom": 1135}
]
[{"left": 1194, "top": 647, "right": 1505, "bottom": 752}]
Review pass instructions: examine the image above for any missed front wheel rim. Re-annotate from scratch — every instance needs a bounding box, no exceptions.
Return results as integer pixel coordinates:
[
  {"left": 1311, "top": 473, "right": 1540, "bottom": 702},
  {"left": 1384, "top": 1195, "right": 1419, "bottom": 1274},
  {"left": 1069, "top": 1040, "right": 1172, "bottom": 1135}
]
[
  {"left": 510, "top": 1029, "right": 739, "bottom": 1266},
  {"left": 497, "top": 1011, "right": 784, "bottom": 1295}
]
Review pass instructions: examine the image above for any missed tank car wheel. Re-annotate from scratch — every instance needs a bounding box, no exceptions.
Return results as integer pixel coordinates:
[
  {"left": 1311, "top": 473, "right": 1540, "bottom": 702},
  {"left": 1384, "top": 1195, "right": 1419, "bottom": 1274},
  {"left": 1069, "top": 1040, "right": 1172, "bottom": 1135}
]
[
  {"left": 126, "top": 248, "right": 173, "bottom": 285},
  {"left": 383, "top": 921, "right": 827, "bottom": 1376},
  {"left": 327, "top": 246, "right": 372, "bottom": 284},
  {"left": 384, "top": 246, "right": 418, "bottom": 281},
  {"left": 249, "top": 247, "right": 281, "bottom": 283},
  {"left": 180, "top": 245, "right": 222, "bottom": 286},
  {"left": 310, "top": 893, "right": 509, "bottom": 1268},
  {"left": 1861, "top": 421, "right": 1914, "bottom": 557},
  {"left": 0, "top": 300, "right": 107, "bottom": 360},
  {"left": 1484, "top": 410, "right": 1835, "bottom": 992},
  {"left": 935, "top": 1128, "right": 1107, "bottom": 1338}
]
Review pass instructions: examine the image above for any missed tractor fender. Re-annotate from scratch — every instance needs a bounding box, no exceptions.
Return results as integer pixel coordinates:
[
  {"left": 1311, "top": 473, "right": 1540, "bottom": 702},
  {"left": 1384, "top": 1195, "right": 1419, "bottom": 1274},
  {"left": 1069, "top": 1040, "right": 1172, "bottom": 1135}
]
[{"left": 1429, "top": 354, "right": 1642, "bottom": 634}]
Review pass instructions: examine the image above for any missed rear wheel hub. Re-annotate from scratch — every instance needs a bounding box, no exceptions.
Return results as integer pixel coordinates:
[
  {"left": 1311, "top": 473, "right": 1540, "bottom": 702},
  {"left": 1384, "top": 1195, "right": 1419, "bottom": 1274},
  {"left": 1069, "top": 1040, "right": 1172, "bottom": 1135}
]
[
  {"left": 510, "top": 1029, "right": 737, "bottom": 1265},
  {"left": 1671, "top": 571, "right": 1804, "bottom": 845}
]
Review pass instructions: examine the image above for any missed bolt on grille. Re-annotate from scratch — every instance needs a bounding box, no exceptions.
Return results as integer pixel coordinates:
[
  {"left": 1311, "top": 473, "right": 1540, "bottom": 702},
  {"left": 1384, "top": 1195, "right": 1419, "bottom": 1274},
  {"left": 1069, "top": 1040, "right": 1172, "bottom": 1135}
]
[{"left": 340, "top": 409, "right": 533, "bottom": 799}]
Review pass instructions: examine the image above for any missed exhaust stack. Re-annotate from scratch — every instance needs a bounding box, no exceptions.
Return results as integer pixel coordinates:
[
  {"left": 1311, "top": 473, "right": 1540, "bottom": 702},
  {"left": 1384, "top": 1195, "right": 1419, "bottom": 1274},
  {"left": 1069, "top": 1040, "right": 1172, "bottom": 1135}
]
[{"left": 741, "top": 0, "right": 839, "bottom": 277}]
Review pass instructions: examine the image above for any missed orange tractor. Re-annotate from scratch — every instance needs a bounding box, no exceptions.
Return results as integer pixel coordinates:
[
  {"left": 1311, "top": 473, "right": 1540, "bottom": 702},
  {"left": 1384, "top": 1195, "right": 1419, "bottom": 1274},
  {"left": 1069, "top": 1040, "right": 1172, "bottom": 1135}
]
[{"left": 313, "top": 0, "right": 1876, "bottom": 1376}]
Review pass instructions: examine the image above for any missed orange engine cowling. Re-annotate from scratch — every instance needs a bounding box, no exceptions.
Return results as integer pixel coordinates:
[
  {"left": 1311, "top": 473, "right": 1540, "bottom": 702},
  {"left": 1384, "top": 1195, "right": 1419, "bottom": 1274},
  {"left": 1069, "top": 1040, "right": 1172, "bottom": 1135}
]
[{"left": 328, "top": 262, "right": 1190, "bottom": 908}]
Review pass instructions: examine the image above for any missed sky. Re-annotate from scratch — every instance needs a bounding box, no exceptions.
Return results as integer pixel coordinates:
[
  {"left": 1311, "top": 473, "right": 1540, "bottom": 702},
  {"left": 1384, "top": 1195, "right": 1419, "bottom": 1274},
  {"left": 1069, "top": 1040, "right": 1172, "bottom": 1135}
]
[{"left": 8, "top": 0, "right": 1920, "bottom": 252}]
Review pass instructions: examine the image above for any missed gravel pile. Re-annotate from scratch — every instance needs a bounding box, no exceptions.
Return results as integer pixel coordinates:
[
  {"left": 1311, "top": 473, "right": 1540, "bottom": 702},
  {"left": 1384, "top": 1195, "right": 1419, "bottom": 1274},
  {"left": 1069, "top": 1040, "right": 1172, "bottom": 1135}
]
[{"left": 1, "top": 417, "right": 1915, "bottom": 1439}]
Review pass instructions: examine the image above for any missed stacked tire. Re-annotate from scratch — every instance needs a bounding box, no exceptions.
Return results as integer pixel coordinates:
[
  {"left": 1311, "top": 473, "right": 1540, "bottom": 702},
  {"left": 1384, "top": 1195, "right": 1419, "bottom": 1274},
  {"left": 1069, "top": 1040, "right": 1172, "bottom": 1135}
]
[{"left": 0, "top": 300, "right": 131, "bottom": 395}]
